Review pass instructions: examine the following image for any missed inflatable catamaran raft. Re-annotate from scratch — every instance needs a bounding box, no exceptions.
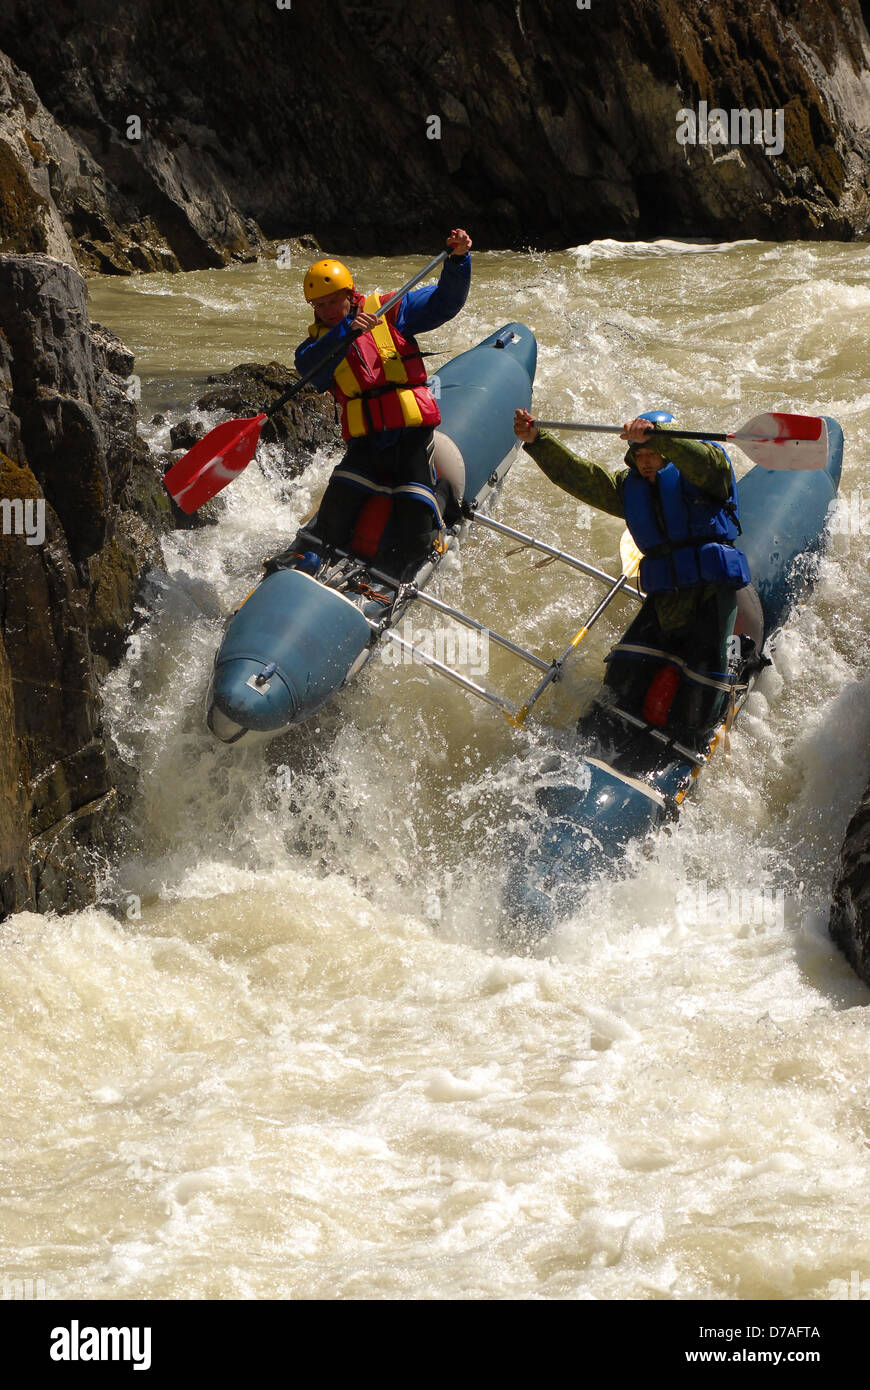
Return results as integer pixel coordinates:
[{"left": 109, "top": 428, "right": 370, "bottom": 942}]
[{"left": 167, "top": 288, "right": 840, "bottom": 927}]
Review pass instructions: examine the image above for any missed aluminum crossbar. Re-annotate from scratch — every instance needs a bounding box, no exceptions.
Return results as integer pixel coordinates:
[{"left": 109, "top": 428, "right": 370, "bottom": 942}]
[
  {"left": 375, "top": 626, "right": 518, "bottom": 719},
  {"left": 469, "top": 512, "right": 645, "bottom": 602},
  {"left": 516, "top": 570, "right": 631, "bottom": 724},
  {"left": 408, "top": 587, "right": 551, "bottom": 672}
]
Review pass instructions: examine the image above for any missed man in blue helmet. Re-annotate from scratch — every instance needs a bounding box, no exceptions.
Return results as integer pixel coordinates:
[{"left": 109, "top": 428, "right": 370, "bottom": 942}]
[{"left": 513, "top": 408, "right": 751, "bottom": 734}]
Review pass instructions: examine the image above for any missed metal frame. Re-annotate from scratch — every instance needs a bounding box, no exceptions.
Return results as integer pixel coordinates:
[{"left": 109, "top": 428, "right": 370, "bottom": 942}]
[
  {"left": 468, "top": 511, "right": 645, "bottom": 600},
  {"left": 358, "top": 509, "right": 642, "bottom": 725}
]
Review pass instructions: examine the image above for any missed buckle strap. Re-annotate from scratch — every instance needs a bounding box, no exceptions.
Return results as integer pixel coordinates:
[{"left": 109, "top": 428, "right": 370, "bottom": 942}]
[{"left": 606, "top": 642, "right": 747, "bottom": 694}]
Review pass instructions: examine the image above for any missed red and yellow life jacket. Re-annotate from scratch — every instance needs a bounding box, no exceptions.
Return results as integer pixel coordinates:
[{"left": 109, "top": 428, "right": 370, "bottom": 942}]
[{"left": 309, "top": 291, "right": 441, "bottom": 440}]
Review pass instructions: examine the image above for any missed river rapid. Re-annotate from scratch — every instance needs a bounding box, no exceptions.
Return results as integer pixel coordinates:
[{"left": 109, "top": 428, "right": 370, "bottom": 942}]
[{"left": 3, "top": 240, "right": 870, "bottom": 1301}]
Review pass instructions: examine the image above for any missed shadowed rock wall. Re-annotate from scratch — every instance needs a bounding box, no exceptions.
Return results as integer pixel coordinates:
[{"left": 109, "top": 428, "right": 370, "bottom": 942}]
[
  {"left": 0, "top": 254, "right": 169, "bottom": 915},
  {"left": 830, "top": 796, "right": 870, "bottom": 986},
  {"left": 0, "top": 0, "right": 868, "bottom": 271}
]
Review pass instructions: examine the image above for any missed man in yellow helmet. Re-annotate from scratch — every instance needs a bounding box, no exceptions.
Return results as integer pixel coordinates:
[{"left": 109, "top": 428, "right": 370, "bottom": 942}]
[{"left": 293, "top": 229, "right": 472, "bottom": 580}]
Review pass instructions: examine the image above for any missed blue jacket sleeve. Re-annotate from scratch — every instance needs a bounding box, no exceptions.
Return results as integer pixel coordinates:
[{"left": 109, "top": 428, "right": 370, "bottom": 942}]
[
  {"left": 294, "top": 316, "right": 355, "bottom": 392},
  {"left": 394, "top": 254, "right": 471, "bottom": 338}
]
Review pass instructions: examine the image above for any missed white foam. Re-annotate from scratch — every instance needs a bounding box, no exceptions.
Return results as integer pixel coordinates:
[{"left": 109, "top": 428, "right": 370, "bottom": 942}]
[{"left": 570, "top": 237, "right": 761, "bottom": 260}]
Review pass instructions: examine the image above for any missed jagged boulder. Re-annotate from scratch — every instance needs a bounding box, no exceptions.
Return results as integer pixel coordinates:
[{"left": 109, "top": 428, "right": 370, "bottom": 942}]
[
  {"left": 196, "top": 361, "right": 341, "bottom": 459},
  {"left": 830, "top": 793, "right": 870, "bottom": 986},
  {"left": 169, "top": 417, "right": 205, "bottom": 452}
]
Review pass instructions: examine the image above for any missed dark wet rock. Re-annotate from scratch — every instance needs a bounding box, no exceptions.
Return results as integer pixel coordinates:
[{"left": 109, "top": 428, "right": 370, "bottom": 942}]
[
  {"left": 0, "top": 253, "right": 96, "bottom": 400},
  {"left": 169, "top": 416, "right": 205, "bottom": 451},
  {"left": 90, "top": 322, "right": 135, "bottom": 380},
  {"left": 0, "top": 252, "right": 176, "bottom": 920},
  {"left": 0, "top": 254, "right": 159, "bottom": 556},
  {"left": 0, "top": 51, "right": 77, "bottom": 264},
  {"left": 159, "top": 451, "right": 226, "bottom": 530},
  {"left": 0, "top": 257, "right": 336, "bottom": 923},
  {"left": 123, "top": 449, "right": 179, "bottom": 535},
  {"left": 0, "top": 1, "right": 869, "bottom": 263},
  {"left": 0, "top": 629, "right": 31, "bottom": 915},
  {"left": 0, "top": 448, "right": 111, "bottom": 914},
  {"left": 87, "top": 510, "right": 164, "bottom": 666},
  {"left": 830, "top": 792, "right": 870, "bottom": 987},
  {"left": 196, "top": 361, "right": 341, "bottom": 459},
  {"left": 20, "top": 394, "right": 110, "bottom": 561},
  {"left": 31, "top": 785, "right": 117, "bottom": 914}
]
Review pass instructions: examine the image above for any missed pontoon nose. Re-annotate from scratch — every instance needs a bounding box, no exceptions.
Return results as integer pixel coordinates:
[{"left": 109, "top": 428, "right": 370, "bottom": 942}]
[
  {"left": 208, "top": 658, "right": 298, "bottom": 739},
  {"left": 206, "top": 568, "right": 374, "bottom": 740}
]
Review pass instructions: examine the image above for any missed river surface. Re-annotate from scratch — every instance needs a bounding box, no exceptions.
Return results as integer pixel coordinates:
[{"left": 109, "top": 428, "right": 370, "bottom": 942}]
[{"left": 3, "top": 240, "right": 870, "bottom": 1301}]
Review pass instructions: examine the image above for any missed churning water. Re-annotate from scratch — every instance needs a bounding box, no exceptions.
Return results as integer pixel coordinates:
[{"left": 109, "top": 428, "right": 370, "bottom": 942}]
[{"left": 3, "top": 240, "right": 870, "bottom": 1300}]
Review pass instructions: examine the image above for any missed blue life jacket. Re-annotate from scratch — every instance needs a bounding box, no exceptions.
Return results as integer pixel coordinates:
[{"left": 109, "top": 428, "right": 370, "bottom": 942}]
[{"left": 623, "top": 447, "right": 751, "bottom": 593}]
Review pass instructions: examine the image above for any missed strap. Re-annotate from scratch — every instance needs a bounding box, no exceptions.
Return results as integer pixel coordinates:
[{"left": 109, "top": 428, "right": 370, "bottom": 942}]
[
  {"left": 644, "top": 536, "right": 736, "bottom": 558},
  {"left": 594, "top": 703, "right": 706, "bottom": 766},
  {"left": 331, "top": 469, "right": 394, "bottom": 495},
  {"left": 723, "top": 495, "right": 742, "bottom": 536},
  {"left": 607, "top": 641, "right": 747, "bottom": 694},
  {"left": 583, "top": 755, "right": 668, "bottom": 808},
  {"left": 350, "top": 379, "right": 422, "bottom": 402}
]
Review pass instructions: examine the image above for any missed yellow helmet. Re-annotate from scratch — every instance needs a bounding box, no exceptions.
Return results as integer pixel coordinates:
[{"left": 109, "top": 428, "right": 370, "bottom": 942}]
[{"left": 303, "top": 258, "right": 354, "bottom": 302}]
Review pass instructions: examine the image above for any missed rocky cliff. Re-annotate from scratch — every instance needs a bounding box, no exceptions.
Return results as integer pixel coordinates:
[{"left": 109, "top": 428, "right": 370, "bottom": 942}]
[
  {"left": 830, "top": 799, "right": 870, "bottom": 986},
  {"left": 0, "top": 254, "right": 170, "bottom": 915},
  {"left": 0, "top": 0, "right": 869, "bottom": 271}
]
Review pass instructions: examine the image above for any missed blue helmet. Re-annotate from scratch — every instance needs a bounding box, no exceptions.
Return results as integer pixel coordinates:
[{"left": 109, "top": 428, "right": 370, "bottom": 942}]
[
  {"left": 625, "top": 409, "right": 676, "bottom": 468},
  {"left": 638, "top": 409, "right": 675, "bottom": 425}
]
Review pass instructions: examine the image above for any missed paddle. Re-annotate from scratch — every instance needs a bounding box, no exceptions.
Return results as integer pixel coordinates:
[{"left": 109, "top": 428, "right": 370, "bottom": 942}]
[
  {"left": 164, "top": 250, "right": 449, "bottom": 513},
  {"left": 514, "top": 530, "right": 643, "bottom": 725},
  {"left": 531, "top": 412, "right": 829, "bottom": 471}
]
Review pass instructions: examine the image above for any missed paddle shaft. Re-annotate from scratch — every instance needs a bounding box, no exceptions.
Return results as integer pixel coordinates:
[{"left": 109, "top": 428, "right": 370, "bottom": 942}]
[
  {"left": 530, "top": 413, "right": 829, "bottom": 472},
  {"left": 263, "top": 250, "right": 449, "bottom": 419},
  {"left": 534, "top": 421, "right": 737, "bottom": 442},
  {"left": 515, "top": 570, "right": 631, "bottom": 725}
]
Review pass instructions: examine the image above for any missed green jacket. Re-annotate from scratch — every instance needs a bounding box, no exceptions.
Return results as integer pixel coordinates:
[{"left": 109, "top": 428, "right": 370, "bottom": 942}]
[{"left": 524, "top": 428, "right": 733, "bottom": 635}]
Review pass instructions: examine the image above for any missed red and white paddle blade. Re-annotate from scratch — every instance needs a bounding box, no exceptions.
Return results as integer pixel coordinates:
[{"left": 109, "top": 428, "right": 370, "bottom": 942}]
[
  {"left": 733, "top": 413, "right": 828, "bottom": 471},
  {"left": 164, "top": 414, "right": 268, "bottom": 513}
]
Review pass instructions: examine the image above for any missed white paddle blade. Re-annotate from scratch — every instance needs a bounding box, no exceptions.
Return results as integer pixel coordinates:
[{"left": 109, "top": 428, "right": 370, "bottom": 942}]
[
  {"left": 619, "top": 529, "right": 643, "bottom": 578},
  {"left": 733, "top": 413, "right": 829, "bottom": 471}
]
